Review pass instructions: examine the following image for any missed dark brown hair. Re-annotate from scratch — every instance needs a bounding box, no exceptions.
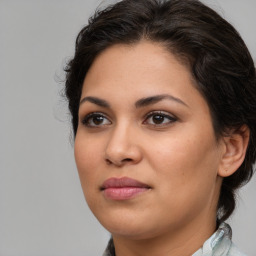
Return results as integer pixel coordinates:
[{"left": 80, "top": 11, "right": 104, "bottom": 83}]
[{"left": 64, "top": 0, "right": 256, "bottom": 222}]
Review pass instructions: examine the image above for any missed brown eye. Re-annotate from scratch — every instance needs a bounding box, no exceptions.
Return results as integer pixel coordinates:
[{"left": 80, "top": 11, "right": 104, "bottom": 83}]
[
  {"left": 152, "top": 114, "right": 165, "bottom": 124},
  {"left": 82, "top": 113, "right": 111, "bottom": 127},
  {"left": 144, "top": 111, "right": 177, "bottom": 126},
  {"left": 92, "top": 116, "right": 104, "bottom": 125}
]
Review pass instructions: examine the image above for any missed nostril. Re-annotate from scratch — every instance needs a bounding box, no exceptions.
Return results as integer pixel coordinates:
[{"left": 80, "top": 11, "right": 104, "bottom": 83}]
[
  {"left": 106, "top": 159, "right": 112, "bottom": 165},
  {"left": 122, "top": 158, "right": 133, "bottom": 162},
  {"left": 105, "top": 158, "right": 133, "bottom": 166}
]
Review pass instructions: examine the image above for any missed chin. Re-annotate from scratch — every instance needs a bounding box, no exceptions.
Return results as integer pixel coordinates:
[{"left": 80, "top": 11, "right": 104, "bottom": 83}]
[
  {"left": 95, "top": 211, "right": 154, "bottom": 239},
  {"left": 98, "top": 212, "right": 174, "bottom": 241}
]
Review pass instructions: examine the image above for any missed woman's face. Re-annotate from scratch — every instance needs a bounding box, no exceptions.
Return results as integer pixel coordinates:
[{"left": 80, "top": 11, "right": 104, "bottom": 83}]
[{"left": 75, "top": 41, "right": 224, "bottom": 239}]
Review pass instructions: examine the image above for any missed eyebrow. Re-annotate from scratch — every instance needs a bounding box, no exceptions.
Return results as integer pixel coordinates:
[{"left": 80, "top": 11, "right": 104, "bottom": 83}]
[
  {"left": 80, "top": 96, "right": 110, "bottom": 108},
  {"left": 135, "top": 94, "right": 189, "bottom": 108},
  {"left": 79, "top": 94, "right": 188, "bottom": 108}
]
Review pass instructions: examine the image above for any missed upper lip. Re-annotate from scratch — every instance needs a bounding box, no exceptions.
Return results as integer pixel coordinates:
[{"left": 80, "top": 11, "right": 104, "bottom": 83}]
[{"left": 101, "top": 177, "right": 151, "bottom": 190}]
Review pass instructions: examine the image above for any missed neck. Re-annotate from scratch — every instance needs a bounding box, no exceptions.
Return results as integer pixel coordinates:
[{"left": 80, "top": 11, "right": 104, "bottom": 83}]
[{"left": 113, "top": 215, "right": 217, "bottom": 256}]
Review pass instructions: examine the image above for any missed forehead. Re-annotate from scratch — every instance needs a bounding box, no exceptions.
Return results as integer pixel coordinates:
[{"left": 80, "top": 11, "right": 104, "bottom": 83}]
[{"left": 82, "top": 41, "right": 192, "bottom": 92}]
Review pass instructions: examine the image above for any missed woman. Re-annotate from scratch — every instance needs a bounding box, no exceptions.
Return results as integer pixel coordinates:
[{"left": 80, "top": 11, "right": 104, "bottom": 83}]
[{"left": 64, "top": 0, "right": 256, "bottom": 255}]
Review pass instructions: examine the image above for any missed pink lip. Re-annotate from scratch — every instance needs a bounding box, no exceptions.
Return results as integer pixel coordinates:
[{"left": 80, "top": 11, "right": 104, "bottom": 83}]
[{"left": 101, "top": 177, "right": 151, "bottom": 200}]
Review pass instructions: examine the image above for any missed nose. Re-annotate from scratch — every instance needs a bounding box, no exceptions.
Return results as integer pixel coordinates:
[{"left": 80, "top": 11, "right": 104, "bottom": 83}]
[{"left": 104, "top": 124, "right": 143, "bottom": 167}]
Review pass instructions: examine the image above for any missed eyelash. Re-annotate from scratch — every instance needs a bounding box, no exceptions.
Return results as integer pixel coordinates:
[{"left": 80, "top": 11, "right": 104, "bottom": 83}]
[
  {"left": 81, "top": 112, "right": 111, "bottom": 127},
  {"left": 81, "top": 111, "right": 177, "bottom": 128},
  {"left": 143, "top": 111, "right": 177, "bottom": 127}
]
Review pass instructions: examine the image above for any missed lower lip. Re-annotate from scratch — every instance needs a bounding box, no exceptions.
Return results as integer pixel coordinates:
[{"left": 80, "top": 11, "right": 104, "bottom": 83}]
[{"left": 103, "top": 187, "right": 149, "bottom": 200}]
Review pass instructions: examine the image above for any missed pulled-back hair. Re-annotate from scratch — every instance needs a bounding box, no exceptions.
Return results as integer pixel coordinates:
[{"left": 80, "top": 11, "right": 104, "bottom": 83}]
[{"left": 64, "top": 0, "right": 256, "bottom": 222}]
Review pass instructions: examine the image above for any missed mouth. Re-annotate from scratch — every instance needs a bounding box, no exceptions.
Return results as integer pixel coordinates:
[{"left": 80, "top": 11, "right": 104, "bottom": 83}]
[{"left": 100, "top": 177, "right": 151, "bottom": 200}]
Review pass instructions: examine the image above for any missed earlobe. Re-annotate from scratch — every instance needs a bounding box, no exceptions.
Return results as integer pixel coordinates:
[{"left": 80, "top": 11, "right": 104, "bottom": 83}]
[{"left": 218, "top": 125, "right": 250, "bottom": 178}]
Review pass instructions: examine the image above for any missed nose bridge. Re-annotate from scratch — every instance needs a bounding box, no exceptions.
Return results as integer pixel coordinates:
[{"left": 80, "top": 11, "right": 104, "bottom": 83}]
[{"left": 105, "top": 119, "right": 141, "bottom": 166}]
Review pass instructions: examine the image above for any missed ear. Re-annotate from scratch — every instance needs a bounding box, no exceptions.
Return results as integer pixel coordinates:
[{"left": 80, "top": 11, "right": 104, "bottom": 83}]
[{"left": 218, "top": 125, "right": 250, "bottom": 178}]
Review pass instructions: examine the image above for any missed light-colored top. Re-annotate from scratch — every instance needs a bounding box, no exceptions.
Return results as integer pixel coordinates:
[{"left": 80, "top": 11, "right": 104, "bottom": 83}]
[
  {"left": 103, "top": 223, "right": 247, "bottom": 256},
  {"left": 192, "top": 223, "right": 246, "bottom": 256}
]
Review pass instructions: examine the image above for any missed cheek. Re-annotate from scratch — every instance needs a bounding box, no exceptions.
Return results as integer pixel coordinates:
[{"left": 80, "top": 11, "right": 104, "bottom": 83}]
[
  {"left": 74, "top": 137, "right": 106, "bottom": 213},
  {"left": 74, "top": 135, "right": 102, "bottom": 190},
  {"left": 147, "top": 128, "right": 220, "bottom": 192},
  {"left": 148, "top": 135, "right": 220, "bottom": 221}
]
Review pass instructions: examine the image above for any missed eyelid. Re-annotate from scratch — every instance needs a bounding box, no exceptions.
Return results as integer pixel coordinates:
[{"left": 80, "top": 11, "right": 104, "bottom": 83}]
[
  {"left": 143, "top": 110, "right": 177, "bottom": 125},
  {"left": 144, "top": 110, "right": 177, "bottom": 119},
  {"left": 81, "top": 111, "right": 112, "bottom": 127}
]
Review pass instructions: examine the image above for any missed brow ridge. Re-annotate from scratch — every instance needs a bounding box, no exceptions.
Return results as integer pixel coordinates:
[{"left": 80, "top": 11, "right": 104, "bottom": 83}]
[
  {"left": 135, "top": 94, "right": 188, "bottom": 108},
  {"left": 79, "top": 96, "right": 110, "bottom": 108},
  {"left": 79, "top": 94, "right": 188, "bottom": 109}
]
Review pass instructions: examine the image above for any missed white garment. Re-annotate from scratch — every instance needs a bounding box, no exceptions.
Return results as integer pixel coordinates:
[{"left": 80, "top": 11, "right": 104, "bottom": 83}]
[{"left": 193, "top": 223, "right": 247, "bottom": 256}]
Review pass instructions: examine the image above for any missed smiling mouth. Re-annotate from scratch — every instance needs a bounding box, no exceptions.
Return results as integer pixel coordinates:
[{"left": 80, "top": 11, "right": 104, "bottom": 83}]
[{"left": 100, "top": 177, "right": 151, "bottom": 200}]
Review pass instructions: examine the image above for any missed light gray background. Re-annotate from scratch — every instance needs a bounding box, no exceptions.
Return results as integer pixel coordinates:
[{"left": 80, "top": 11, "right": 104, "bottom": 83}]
[{"left": 1, "top": 0, "right": 255, "bottom": 255}]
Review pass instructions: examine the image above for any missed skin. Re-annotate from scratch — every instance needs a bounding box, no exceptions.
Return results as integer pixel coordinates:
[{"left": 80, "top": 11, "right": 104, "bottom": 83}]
[{"left": 74, "top": 41, "right": 247, "bottom": 256}]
